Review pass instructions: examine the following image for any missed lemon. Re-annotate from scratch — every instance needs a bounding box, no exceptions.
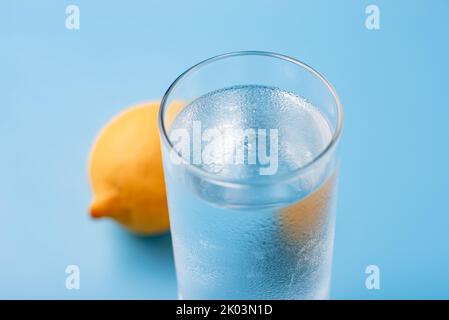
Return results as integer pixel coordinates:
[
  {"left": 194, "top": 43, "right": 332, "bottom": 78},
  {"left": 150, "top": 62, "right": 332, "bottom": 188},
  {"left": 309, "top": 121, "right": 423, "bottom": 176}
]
[{"left": 88, "top": 101, "right": 181, "bottom": 235}]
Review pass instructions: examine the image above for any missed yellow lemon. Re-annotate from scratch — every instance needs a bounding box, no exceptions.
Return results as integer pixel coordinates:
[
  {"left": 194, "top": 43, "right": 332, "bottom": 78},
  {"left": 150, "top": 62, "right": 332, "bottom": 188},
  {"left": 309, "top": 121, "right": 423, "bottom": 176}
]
[{"left": 88, "top": 101, "right": 182, "bottom": 235}]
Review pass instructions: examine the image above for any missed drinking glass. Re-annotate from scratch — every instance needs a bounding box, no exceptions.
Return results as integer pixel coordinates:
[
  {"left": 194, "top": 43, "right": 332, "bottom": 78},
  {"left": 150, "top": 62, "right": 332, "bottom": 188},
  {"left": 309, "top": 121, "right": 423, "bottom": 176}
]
[{"left": 159, "top": 51, "right": 343, "bottom": 299}]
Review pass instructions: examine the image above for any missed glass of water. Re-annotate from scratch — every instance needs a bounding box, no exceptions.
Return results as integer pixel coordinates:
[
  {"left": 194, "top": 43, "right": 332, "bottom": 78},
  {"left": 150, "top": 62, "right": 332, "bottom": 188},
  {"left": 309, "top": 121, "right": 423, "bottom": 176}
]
[{"left": 159, "top": 51, "right": 343, "bottom": 299}]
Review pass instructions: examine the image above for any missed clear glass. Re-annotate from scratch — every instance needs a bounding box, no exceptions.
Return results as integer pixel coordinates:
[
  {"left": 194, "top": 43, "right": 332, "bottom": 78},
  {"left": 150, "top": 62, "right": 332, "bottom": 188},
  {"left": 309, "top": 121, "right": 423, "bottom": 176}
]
[{"left": 159, "top": 51, "right": 343, "bottom": 299}]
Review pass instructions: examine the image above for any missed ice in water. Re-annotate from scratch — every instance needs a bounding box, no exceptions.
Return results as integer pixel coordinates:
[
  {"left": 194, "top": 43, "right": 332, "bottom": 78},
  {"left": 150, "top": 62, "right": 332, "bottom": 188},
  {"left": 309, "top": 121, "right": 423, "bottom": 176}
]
[{"left": 170, "top": 85, "right": 331, "bottom": 179}]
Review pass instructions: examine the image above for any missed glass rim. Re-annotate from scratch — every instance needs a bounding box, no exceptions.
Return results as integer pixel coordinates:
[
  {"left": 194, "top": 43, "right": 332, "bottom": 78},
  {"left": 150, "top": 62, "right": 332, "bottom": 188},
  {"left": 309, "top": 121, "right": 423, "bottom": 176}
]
[{"left": 158, "top": 51, "right": 343, "bottom": 187}]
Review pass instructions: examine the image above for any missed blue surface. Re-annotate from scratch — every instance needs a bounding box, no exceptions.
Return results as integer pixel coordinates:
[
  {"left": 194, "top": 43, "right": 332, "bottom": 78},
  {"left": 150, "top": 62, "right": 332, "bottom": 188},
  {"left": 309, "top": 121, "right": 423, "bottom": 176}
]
[{"left": 1, "top": 0, "right": 448, "bottom": 299}]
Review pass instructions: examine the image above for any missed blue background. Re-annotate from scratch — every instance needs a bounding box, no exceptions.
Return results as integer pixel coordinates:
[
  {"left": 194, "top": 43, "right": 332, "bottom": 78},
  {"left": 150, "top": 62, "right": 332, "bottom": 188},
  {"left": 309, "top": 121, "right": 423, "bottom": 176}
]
[{"left": 1, "top": 0, "right": 448, "bottom": 299}]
